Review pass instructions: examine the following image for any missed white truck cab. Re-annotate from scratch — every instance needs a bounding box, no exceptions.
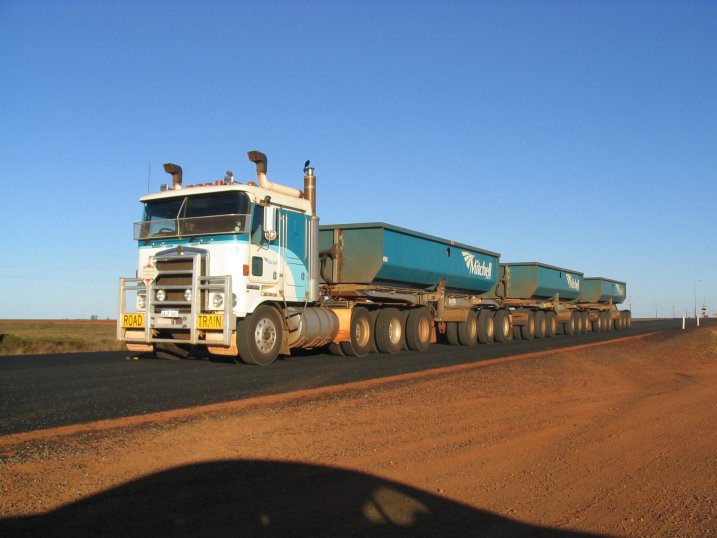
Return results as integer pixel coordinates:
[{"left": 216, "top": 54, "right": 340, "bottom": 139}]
[{"left": 118, "top": 151, "right": 335, "bottom": 365}]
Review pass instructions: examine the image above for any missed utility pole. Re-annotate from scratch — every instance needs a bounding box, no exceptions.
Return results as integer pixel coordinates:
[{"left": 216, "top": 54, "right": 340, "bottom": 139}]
[{"left": 694, "top": 280, "right": 702, "bottom": 319}]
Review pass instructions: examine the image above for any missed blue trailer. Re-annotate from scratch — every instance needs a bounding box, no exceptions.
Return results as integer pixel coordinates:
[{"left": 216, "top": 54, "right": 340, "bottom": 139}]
[
  {"left": 578, "top": 278, "right": 630, "bottom": 331},
  {"left": 496, "top": 263, "right": 583, "bottom": 302},
  {"left": 486, "top": 262, "right": 587, "bottom": 338},
  {"left": 318, "top": 222, "right": 505, "bottom": 355},
  {"left": 319, "top": 222, "right": 499, "bottom": 295},
  {"left": 579, "top": 278, "right": 627, "bottom": 304}
]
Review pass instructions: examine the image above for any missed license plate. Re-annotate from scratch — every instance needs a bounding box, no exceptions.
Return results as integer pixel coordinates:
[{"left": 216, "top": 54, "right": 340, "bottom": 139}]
[
  {"left": 161, "top": 309, "right": 180, "bottom": 317},
  {"left": 122, "top": 313, "right": 145, "bottom": 328},
  {"left": 197, "top": 314, "right": 223, "bottom": 330}
]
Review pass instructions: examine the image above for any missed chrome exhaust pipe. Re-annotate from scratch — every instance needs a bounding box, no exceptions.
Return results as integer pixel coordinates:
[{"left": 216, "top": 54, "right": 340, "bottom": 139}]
[
  {"left": 163, "top": 163, "right": 183, "bottom": 190},
  {"left": 303, "top": 161, "right": 316, "bottom": 215},
  {"left": 247, "top": 150, "right": 303, "bottom": 198}
]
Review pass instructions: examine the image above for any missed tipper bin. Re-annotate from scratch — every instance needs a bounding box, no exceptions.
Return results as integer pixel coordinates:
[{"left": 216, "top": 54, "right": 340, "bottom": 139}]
[
  {"left": 579, "top": 277, "right": 627, "bottom": 304},
  {"left": 319, "top": 222, "right": 500, "bottom": 295},
  {"left": 496, "top": 262, "right": 583, "bottom": 301}
]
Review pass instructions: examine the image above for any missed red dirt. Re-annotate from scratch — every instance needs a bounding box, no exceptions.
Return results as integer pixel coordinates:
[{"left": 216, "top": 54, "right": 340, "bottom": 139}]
[{"left": 1, "top": 328, "right": 716, "bottom": 537}]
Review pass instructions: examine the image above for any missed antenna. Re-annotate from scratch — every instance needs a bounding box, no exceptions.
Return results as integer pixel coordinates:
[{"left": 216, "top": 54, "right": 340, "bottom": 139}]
[{"left": 147, "top": 162, "right": 151, "bottom": 193}]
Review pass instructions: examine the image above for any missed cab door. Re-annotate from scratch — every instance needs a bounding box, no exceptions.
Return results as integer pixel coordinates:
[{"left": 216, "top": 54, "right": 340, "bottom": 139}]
[
  {"left": 248, "top": 205, "right": 280, "bottom": 287},
  {"left": 282, "top": 210, "right": 309, "bottom": 301}
]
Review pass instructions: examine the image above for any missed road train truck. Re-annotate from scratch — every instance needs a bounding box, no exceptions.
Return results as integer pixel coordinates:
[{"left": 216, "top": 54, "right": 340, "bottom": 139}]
[{"left": 118, "top": 151, "right": 629, "bottom": 365}]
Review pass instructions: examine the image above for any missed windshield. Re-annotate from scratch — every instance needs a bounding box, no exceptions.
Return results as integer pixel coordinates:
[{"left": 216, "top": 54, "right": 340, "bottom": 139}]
[{"left": 135, "top": 192, "right": 251, "bottom": 240}]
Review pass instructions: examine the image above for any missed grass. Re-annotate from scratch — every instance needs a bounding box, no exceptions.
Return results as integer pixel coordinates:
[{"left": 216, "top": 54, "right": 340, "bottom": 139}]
[{"left": 0, "top": 320, "right": 125, "bottom": 356}]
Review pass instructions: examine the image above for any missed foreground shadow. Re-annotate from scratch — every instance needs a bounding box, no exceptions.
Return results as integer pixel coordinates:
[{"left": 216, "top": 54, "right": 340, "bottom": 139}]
[{"left": 2, "top": 459, "right": 609, "bottom": 537}]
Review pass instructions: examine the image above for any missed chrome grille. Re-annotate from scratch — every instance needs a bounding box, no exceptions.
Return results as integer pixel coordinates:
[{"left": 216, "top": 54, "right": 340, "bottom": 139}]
[{"left": 154, "top": 257, "right": 197, "bottom": 313}]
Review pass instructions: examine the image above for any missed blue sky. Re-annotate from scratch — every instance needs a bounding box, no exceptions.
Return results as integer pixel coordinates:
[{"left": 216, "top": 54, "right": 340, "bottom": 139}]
[{"left": 1, "top": 0, "right": 715, "bottom": 319}]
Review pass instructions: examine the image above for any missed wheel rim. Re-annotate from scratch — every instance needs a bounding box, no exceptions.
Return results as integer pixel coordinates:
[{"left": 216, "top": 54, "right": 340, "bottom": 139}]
[
  {"left": 388, "top": 317, "right": 402, "bottom": 345},
  {"left": 254, "top": 317, "right": 277, "bottom": 353},
  {"left": 501, "top": 317, "right": 510, "bottom": 336},
  {"left": 355, "top": 317, "right": 370, "bottom": 347},
  {"left": 468, "top": 317, "right": 478, "bottom": 339},
  {"left": 487, "top": 318, "right": 494, "bottom": 339},
  {"left": 418, "top": 317, "right": 431, "bottom": 343}
]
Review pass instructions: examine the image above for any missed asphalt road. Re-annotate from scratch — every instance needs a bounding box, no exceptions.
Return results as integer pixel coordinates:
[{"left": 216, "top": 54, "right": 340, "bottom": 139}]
[{"left": 0, "top": 318, "right": 707, "bottom": 436}]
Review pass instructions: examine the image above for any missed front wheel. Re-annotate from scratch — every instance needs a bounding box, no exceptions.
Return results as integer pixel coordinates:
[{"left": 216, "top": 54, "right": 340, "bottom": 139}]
[{"left": 237, "top": 305, "right": 283, "bottom": 366}]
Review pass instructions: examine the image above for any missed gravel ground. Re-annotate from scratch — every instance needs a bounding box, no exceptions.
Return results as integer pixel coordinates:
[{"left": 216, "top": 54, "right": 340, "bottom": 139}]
[{"left": 1, "top": 326, "right": 716, "bottom": 537}]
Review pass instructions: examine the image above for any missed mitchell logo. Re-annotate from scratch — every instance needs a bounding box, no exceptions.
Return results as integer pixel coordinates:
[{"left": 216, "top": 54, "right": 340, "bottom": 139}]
[
  {"left": 566, "top": 274, "right": 580, "bottom": 290},
  {"left": 462, "top": 251, "right": 492, "bottom": 278}
]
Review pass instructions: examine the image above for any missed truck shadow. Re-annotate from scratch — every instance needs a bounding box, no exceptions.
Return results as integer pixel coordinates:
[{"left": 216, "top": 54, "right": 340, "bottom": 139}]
[{"left": 1, "top": 459, "right": 611, "bottom": 537}]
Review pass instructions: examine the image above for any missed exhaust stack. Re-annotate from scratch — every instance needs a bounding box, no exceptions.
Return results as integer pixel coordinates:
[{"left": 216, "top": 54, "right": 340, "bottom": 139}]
[
  {"left": 247, "top": 150, "right": 303, "bottom": 198},
  {"left": 303, "top": 161, "right": 316, "bottom": 215},
  {"left": 163, "top": 163, "right": 183, "bottom": 190}
]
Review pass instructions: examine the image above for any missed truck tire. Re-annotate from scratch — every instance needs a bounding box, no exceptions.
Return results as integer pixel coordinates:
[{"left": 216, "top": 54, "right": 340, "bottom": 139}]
[
  {"left": 534, "top": 310, "right": 546, "bottom": 339},
  {"left": 494, "top": 309, "right": 511, "bottom": 342},
  {"left": 400, "top": 310, "right": 411, "bottom": 350},
  {"left": 613, "top": 316, "right": 622, "bottom": 330},
  {"left": 477, "top": 309, "right": 495, "bottom": 344},
  {"left": 445, "top": 322, "right": 460, "bottom": 346},
  {"left": 341, "top": 307, "right": 373, "bottom": 357},
  {"left": 327, "top": 342, "right": 345, "bottom": 356},
  {"left": 592, "top": 313, "right": 602, "bottom": 332},
  {"left": 603, "top": 312, "right": 612, "bottom": 332},
  {"left": 237, "top": 305, "right": 283, "bottom": 366},
  {"left": 581, "top": 311, "right": 589, "bottom": 333},
  {"left": 405, "top": 308, "right": 432, "bottom": 352},
  {"left": 374, "top": 308, "right": 403, "bottom": 354},
  {"left": 574, "top": 311, "right": 584, "bottom": 334},
  {"left": 545, "top": 311, "right": 557, "bottom": 337},
  {"left": 369, "top": 310, "right": 380, "bottom": 353},
  {"left": 520, "top": 311, "right": 535, "bottom": 340},
  {"left": 563, "top": 315, "right": 575, "bottom": 336},
  {"left": 457, "top": 310, "right": 478, "bottom": 347}
]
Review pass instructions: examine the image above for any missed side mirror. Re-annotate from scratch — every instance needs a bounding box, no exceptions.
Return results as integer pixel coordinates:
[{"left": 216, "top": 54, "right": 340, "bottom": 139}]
[{"left": 264, "top": 205, "right": 277, "bottom": 241}]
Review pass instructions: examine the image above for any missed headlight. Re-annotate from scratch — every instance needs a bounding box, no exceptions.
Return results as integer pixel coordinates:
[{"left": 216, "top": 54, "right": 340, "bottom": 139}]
[
  {"left": 155, "top": 289, "right": 166, "bottom": 302},
  {"left": 212, "top": 293, "right": 224, "bottom": 308},
  {"left": 184, "top": 289, "right": 192, "bottom": 302},
  {"left": 136, "top": 293, "right": 146, "bottom": 310}
]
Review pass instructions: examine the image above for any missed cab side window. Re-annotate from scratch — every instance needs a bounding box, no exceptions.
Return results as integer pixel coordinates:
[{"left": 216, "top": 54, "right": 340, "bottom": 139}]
[{"left": 250, "top": 209, "right": 264, "bottom": 245}]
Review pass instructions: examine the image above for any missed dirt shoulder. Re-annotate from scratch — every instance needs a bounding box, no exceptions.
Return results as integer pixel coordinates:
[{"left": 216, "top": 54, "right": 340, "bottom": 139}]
[{"left": 1, "top": 328, "right": 716, "bottom": 537}]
